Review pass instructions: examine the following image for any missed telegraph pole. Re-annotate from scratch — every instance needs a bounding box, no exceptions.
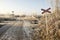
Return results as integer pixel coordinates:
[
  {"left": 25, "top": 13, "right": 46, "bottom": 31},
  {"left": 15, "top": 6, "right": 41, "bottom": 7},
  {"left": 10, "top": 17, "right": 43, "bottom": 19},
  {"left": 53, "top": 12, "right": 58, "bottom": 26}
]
[
  {"left": 11, "top": 11, "right": 15, "bottom": 20},
  {"left": 55, "top": 0, "right": 59, "bottom": 36},
  {"left": 55, "top": 0, "right": 59, "bottom": 18}
]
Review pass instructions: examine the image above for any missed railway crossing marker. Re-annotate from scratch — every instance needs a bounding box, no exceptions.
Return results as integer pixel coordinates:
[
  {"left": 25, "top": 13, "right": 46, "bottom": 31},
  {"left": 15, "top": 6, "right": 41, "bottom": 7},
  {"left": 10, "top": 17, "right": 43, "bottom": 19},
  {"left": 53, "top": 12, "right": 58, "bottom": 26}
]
[
  {"left": 41, "top": 8, "right": 51, "bottom": 14},
  {"left": 41, "top": 8, "right": 51, "bottom": 40}
]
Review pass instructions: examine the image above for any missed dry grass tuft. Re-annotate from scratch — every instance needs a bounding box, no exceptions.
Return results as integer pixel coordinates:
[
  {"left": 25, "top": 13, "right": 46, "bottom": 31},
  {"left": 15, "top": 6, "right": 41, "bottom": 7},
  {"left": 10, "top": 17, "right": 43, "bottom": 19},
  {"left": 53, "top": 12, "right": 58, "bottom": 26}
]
[{"left": 31, "top": 12, "right": 60, "bottom": 40}]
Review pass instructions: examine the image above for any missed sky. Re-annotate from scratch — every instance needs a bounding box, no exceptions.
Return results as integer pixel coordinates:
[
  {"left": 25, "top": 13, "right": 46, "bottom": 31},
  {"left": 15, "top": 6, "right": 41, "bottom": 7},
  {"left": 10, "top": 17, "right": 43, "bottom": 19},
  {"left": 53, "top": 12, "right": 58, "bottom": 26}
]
[{"left": 0, "top": 0, "right": 51, "bottom": 15}]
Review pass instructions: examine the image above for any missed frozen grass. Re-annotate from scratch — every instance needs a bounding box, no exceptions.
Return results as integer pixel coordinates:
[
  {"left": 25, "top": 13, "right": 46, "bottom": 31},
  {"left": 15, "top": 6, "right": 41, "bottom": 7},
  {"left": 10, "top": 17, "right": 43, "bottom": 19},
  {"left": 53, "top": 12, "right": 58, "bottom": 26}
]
[{"left": 30, "top": 12, "right": 60, "bottom": 40}]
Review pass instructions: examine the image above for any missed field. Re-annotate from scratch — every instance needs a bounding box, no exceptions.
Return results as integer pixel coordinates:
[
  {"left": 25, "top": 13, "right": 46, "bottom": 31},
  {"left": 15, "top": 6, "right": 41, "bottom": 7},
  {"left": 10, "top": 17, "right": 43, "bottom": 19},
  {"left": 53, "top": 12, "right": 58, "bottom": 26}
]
[{"left": 30, "top": 11, "right": 60, "bottom": 40}]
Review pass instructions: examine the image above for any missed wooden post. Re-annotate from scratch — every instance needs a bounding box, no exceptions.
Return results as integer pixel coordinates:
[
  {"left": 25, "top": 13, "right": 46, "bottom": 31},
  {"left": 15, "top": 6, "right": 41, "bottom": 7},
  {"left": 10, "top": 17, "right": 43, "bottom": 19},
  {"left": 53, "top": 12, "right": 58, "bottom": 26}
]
[{"left": 45, "top": 13, "right": 49, "bottom": 40}]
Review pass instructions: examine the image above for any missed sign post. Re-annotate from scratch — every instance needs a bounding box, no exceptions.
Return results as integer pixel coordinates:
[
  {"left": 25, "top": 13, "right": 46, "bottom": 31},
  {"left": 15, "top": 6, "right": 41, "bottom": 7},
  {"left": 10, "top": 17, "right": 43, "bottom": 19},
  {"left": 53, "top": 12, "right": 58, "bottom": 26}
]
[
  {"left": 41, "top": 8, "right": 51, "bottom": 40},
  {"left": 12, "top": 11, "right": 14, "bottom": 15}
]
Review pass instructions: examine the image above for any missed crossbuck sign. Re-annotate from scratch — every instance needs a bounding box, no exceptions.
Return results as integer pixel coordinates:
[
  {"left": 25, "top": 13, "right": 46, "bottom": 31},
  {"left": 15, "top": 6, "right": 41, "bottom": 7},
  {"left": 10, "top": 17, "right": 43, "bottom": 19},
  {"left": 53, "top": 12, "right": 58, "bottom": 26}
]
[{"left": 41, "top": 8, "right": 51, "bottom": 14}]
